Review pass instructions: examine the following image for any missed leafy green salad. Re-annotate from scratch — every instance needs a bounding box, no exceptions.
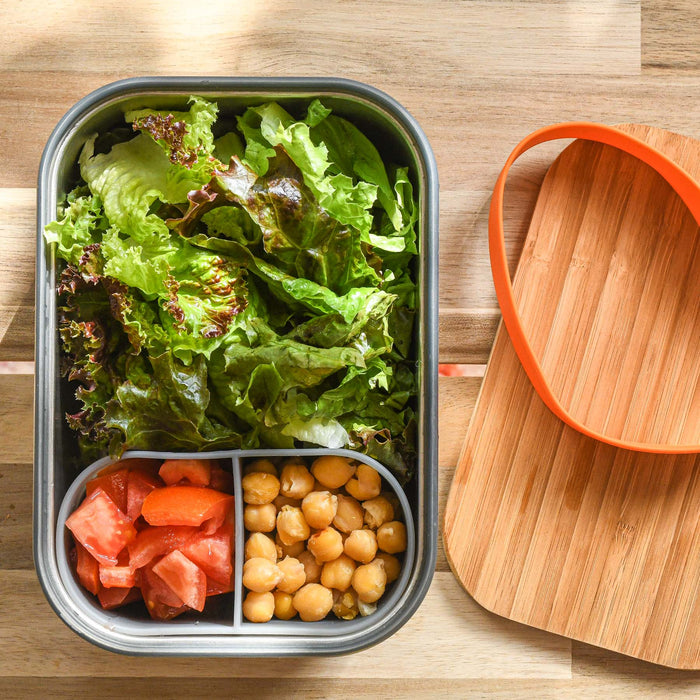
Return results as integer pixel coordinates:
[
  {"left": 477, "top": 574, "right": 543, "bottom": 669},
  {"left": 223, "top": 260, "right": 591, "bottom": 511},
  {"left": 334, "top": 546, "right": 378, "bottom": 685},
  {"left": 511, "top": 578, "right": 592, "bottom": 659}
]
[{"left": 45, "top": 97, "right": 418, "bottom": 482}]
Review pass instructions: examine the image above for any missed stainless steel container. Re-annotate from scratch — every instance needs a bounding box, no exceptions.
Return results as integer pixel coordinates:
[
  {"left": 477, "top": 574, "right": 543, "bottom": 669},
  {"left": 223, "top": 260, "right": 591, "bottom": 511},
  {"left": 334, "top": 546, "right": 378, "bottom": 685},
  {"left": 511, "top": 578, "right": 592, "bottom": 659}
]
[{"left": 35, "top": 77, "right": 438, "bottom": 656}]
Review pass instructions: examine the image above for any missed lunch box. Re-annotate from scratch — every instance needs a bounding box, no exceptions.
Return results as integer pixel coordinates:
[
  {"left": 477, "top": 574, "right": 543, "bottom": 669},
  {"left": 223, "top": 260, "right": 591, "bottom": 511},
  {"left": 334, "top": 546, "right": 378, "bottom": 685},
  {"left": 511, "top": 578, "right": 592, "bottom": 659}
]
[{"left": 34, "top": 77, "right": 439, "bottom": 656}]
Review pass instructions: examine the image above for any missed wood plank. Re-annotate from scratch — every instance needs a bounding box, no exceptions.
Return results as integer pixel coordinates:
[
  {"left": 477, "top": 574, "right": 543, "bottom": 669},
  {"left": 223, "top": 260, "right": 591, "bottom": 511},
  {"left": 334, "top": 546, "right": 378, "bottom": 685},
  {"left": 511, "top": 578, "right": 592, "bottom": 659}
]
[
  {"left": 642, "top": 0, "right": 700, "bottom": 70},
  {"left": 0, "top": 463, "right": 33, "bottom": 570},
  {"left": 0, "top": 375, "right": 33, "bottom": 464},
  {"left": 0, "top": 570, "right": 571, "bottom": 679}
]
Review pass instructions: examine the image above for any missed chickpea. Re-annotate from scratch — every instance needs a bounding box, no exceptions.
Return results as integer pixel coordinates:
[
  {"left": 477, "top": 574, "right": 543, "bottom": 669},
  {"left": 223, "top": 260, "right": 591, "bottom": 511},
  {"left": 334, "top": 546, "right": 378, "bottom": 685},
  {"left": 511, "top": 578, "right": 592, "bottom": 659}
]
[
  {"left": 274, "top": 494, "right": 301, "bottom": 510},
  {"left": 276, "top": 506, "right": 310, "bottom": 545},
  {"left": 307, "top": 527, "right": 344, "bottom": 563},
  {"left": 311, "top": 455, "right": 356, "bottom": 489},
  {"left": 352, "top": 559, "right": 386, "bottom": 603},
  {"left": 244, "top": 532, "right": 277, "bottom": 563},
  {"left": 243, "top": 590, "right": 275, "bottom": 623},
  {"left": 275, "top": 532, "right": 306, "bottom": 559},
  {"left": 374, "top": 552, "right": 401, "bottom": 583},
  {"left": 381, "top": 490, "right": 401, "bottom": 518},
  {"left": 332, "top": 589, "right": 359, "bottom": 620},
  {"left": 301, "top": 490, "right": 338, "bottom": 530},
  {"left": 321, "top": 554, "right": 356, "bottom": 591},
  {"left": 242, "top": 557, "right": 282, "bottom": 593},
  {"left": 345, "top": 463, "right": 382, "bottom": 501},
  {"left": 333, "top": 494, "right": 364, "bottom": 533},
  {"left": 279, "top": 463, "right": 315, "bottom": 499},
  {"left": 276, "top": 556, "right": 306, "bottom": 594},
  {"left": 273, "top": 590, "right": 297, "bottom": 620},
  {"left": 242, "top": 472, "right": 280, "bottom": 505},
  {"left": 358, "top": 598, "right": 377, "bottom": 617},
  {"left": 244, "top": 502, "right": 277, "bottom": 533},
  {"left": 377, "top": 521, "right": 407, "bottom": 554},
  {"left": 362, "top": 495, "right": 395, "bottom": 529},
  {"left": 292, "top": 583, "right": 334, "bottom": 622},
  {"left": 298, "top": 549, "right": 322, "bottom": 584},
  {"left": 344, "top": 529, "right": 378, "bottom": 564},
  {"left": 243, "top": 458, "right": 278, "bottom": 477}
]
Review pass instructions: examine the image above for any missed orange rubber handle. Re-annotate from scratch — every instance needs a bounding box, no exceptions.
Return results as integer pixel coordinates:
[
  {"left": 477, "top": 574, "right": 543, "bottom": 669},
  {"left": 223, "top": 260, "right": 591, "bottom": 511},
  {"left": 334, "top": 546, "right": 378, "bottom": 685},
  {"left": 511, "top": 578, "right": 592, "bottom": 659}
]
[{"left": 489, "top": 122, "right": 700, "bottom": 454}]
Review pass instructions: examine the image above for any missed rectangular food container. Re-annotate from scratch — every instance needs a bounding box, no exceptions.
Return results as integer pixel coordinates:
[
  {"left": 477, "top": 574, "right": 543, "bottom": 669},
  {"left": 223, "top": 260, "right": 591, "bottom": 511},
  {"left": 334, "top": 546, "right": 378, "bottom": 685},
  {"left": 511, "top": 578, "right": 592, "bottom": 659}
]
[{"left": 35, "top": 77, "right": 438, "bottom": 656}]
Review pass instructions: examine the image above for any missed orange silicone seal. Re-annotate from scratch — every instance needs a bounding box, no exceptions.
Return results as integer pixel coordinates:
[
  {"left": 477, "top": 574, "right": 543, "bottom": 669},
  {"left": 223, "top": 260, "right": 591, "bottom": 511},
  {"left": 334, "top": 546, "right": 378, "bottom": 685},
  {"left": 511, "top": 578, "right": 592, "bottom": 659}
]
[{"left": 489, "top": 122, "right": 700, "bottom": 454}]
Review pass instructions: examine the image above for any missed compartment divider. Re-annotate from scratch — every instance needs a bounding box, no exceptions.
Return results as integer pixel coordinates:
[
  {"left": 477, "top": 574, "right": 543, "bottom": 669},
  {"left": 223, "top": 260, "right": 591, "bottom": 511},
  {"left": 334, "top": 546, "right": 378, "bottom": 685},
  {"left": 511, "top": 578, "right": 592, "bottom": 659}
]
[{"left": 230, "top": 453, "right": 245, "bottom": 632}]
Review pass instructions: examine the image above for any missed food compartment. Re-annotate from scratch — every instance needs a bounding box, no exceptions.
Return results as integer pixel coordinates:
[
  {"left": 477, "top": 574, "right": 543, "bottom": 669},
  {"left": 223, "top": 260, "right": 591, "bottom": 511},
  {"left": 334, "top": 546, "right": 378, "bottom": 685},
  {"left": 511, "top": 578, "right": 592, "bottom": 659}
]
[
  {"left": 56, "top": 452, "right": 237, "bottom": 635},
  {"left": 234, "top": 449, "right": 415, "bottom": 635}
]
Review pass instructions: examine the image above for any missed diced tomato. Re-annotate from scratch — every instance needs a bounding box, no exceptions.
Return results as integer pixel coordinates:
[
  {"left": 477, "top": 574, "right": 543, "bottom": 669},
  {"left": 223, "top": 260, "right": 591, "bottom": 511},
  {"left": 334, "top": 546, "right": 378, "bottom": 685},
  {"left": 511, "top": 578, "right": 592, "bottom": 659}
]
[
  {"left": 152, "top": 550, "right": 207, "bottom": 613},
  {"left": 74, "top": 542, "right": 100, "bottom": 595},
  {"left": 66, "top": 488, "right": 137, "bottom": 565},
  {"left": 128, "top": 525, "right": 200, "bottom": 570},
  {"left": 140, "top": 564, "right": 189, "bottom": 620},
  {"left": 159, "top": 459, "right": 212, "bottom": 487},
  {"left": 99, "top": 565, "right": 136, "bottom": 589},
  {"left": 141, "top": 486, "right": 234, "bottom": 532},
  {"left": 97, "top": 585, "right": 141, "bottom": 610},
  {"left": 206, "top": 576, "right": 234, "bottom": 597},
  {"left": 127, "top": 468, "right": 164, "bottom": 522},
  {"left": 209, "top": 465, "right": 234, "bottom": 494},
  {"left": 181, "top": 523, "right": 233, "bottom": 586},
  {"left": 85, "top": 468, "right": 129, "bottom": 514}
]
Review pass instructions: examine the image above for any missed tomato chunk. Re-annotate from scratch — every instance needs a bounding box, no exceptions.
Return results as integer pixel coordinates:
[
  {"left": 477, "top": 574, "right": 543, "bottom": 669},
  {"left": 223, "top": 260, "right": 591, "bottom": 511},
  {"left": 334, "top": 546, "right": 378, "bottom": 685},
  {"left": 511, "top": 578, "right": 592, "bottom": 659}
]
[
  {"left": 209, "top": 465, "right": 234, "bottom": 494},
  {"left": 141, "top": 486, "right": 234, "bottom": 532},
  {"left": 97, "top": 586, "right": 141, "bottom": 610},
  {"left": 140, "top": 564, "right": 189, "bottom": 621},
  {"left": 85, "top": 468, "right": 129, "bottom": 514},
  {"left": 66, "top": 488, "right": 136, "bottom": 565},
  {"left": 181, "top": 523, "right": 233, "bottom": 586},
  {"left": 128, "top": 525, "right": 200, "bottom": 570},
  {"left": 99, "top": 565, "right": 136, "bottom": 589},
  {"left": 75, "top": 542, "right": 100, "bottom": 595},
  {"left": 206, "top": 576, "right": 234, "bottom": 597},
  {"left": 152, "top": 550, "right": 207, "bottom": 612},
  {"left": 159, "top": 459, "right": 212, "bottom": 487},
  {"left": 127, "top": 468, "right": 164, "bottom": 522}
]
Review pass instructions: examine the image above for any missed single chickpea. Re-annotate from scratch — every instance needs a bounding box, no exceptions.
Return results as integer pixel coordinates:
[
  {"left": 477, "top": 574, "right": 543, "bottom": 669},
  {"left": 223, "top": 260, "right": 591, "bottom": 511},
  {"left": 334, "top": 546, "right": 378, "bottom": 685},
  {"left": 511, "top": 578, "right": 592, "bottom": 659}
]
[
  {"left": 358, "top": 598, "right": 377, "bottom": 617},
  {"left": 352, "top": 559, "right": 387, "bottom": 603},
  {"left": 298, "top": 549, "right": 322, "bottom": 584},
  {"left": 377, "top": 521, "right": 407, "bottom": 554},
  {"left": 374, "top": 552, "right": 401, "bottom": 583},
  {"left": 243, "top": 502, "right": 277, "bottom": 533},
  {"left": 274, "top": 494, "right": 301, "bottom": 510},
  {"left": 307, "top": 527, "right": 344, "bottom": 563},
  {"left": 344, "top": 529, "right": 378, "bottom": 564},
  {"left": 332, "top": 589, "right": 359, "bottom": 620},
  {"left": 275, "top": 532, "right": 306, "bottom": 559},
  {"left": 276, "top": 506, "right": 310, "bottom": 545},
  {"left": 273, "top": 590, "right": 297, "bottom": 620},
  {"left": 345, "top": 463, "right": 382, "bottom": 501},
  {"left": 333, "top": 494, "right": 364, "bottom": 533},
  {"left": 292, "top": 583, "right": 334, "bottom": 622},
  {"left": 242, "top": 557, "right": 282, "bottom": 593},
  {"left": 276, "top": 556, "right": 306, "bottom": 594},
  {"left": 244, "top": 532, "right": 277, "bottom": 563},
  {"left": 242, "top": 472, "right": 280, "bottom": 505},
  {"left": 321, "top": 553, "right": 356, "bottom": 591},
  {"left": 279, "top": 463, "right": 315, "bottom": 500},
  {"left": 243, "top": 458, "right": 278, "bottom": 477},
  {"left": 362, "top": 495, "right": 395, "bottom": 529},
  {"left": 381, "top": 490, "right": 401, "bottom": 518},
  {"left": 311, "top": 455, "right": 356, "bottom": 489},
  {"left": 243, "top": 590, "right": 275, "bottom": 623},
  {"left": 301, "top": 490, "right": 338, "bottom": 530}
]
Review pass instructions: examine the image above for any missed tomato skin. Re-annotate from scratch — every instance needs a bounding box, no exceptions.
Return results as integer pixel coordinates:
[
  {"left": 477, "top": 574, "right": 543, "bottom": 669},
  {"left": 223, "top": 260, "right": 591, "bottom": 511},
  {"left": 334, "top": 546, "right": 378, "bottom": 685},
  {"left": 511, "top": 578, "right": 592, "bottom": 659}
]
[
  {"left": 181, "top": 523, "right": 233, "bottom": 586},
  {"left": 128, "top": 525, "right": 200, "bottom": 570},
  {"left": 140, "top": 565, "right": 188, "bottom": 620},
  {"left": 75, "top": 542, "right": 100, "bottom": 595},
  {"left": 66, "top": 488, "right": 137, "bottom": 565},
  {"left": 85, "top": 469, "right": 129, "bottom": 514},
  {"left": 159, "top": 459, "right": 212, "bottom": 487},
  {"left": 127, "top": 468, "right": 164, "bottom": 522},
  {"left": 141, "top": 486, "right": 234, "bottom": 531},
  {"left": 152, "top": 550, "right": 207, "bottom": 613}
]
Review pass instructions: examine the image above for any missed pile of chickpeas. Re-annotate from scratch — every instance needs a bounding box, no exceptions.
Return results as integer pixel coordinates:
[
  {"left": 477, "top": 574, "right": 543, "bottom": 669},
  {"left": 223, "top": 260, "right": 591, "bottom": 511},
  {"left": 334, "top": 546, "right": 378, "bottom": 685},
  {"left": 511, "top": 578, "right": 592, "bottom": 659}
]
[{"left": 241, "top": 455, "right": 407, "bottom": 623}]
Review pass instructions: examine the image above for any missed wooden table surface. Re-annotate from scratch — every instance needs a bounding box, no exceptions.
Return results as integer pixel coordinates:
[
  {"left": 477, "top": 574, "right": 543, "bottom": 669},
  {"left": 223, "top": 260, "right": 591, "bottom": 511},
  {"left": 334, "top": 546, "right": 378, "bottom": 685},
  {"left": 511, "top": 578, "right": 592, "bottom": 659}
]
[{"left": 1, "top": 1, "right": 699, "bottom": 697}]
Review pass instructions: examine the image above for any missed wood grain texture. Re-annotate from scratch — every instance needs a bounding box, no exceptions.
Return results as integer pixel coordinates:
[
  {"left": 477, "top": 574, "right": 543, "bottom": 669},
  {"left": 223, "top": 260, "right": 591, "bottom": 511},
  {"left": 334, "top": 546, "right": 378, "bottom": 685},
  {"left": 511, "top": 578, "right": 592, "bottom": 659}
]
[
  {"left": 444, "top": 126, "right": 700, "bottom": 669},
  {"left": 642, "top": 0, "right": 700, "bottom": 70}
]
